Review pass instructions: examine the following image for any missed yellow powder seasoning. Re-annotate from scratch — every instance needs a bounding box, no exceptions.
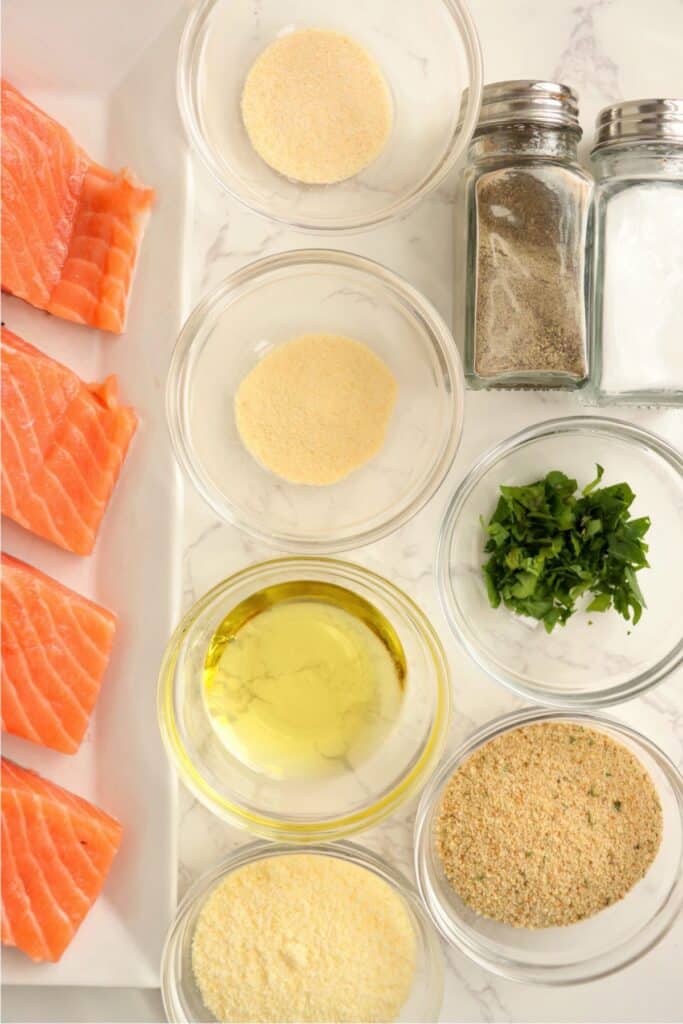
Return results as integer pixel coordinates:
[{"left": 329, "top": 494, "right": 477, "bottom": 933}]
[
  {"left": 234, "top": 333, "right": 398, "bottom": 486},
  {"left": 241, "top": 28, "right": 393, "bottom": 184},
  {"left": 191, "top": 854, "right": 417, "bottom": 1023}
]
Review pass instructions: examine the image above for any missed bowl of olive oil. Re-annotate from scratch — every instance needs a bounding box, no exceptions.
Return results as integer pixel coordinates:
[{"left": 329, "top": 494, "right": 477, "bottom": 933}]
[{"left": 158, "top": 558, "right": 451, "bottom": 841}]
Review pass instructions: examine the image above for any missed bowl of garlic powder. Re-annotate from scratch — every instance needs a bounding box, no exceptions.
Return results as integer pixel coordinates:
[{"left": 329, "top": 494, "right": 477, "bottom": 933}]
[
  {"left": 166, "top": 249, "right": 465, "bottom": 551},
  {"left": 161, "top": 841, "right": 444, "bottom": 1023},
  {"left": 177, "top": 0, "right": 482, "bottom": 231}
]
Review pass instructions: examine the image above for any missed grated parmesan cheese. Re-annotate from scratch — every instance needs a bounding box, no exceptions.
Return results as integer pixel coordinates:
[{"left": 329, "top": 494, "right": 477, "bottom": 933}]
[{"left": 191, "top": 854, "right": 416, "bottom": 1023}]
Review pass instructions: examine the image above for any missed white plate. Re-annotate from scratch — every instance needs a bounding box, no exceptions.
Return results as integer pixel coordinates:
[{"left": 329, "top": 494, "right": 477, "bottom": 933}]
[{"left": 2, "top": 0, "right": 188, "bottom": 987}]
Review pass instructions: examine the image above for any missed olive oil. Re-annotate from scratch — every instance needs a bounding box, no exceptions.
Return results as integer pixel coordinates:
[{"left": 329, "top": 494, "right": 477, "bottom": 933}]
[{"left": 203, "top": 581, "right": 406, "bottom": 780}]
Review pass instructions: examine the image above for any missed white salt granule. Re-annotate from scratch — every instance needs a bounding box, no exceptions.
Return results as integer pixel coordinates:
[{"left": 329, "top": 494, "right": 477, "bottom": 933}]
[{"left": 600, "top": 183, "right": 683, "bottom": 393}]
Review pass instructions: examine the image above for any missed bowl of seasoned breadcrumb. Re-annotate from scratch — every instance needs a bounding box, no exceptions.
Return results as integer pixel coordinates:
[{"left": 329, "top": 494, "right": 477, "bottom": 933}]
[
  {"left": 178, "top": 0, "right": 482, "bottom": 231},
  {"left": 414, "top": 708, "right": 683, "bottom": 985}
]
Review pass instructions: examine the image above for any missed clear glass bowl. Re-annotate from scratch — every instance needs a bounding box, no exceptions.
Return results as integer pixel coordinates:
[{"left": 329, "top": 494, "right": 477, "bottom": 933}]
[
  {"left": 167, "top": 250, "right": 465, "bottom": 552},
  {"left": 436, "top": 416, "right": 683, "bottom": 706},
  {"left": 162, "top": 841, "right": 445, "bottom": 1023},
  {"left": 157, "top": 557, "right": 451, "bottom": 841},
  {"left": 414, "top": 707, "right": 683, "bottom": 985},
  {"left": 178, "top": 0, "right": 482, "bottom": 232}
]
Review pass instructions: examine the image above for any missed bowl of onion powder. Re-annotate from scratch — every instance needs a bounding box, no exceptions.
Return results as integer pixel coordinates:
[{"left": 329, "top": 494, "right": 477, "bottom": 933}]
[{"left": 167, "top": 249, "right": 464, "bottom": 552}]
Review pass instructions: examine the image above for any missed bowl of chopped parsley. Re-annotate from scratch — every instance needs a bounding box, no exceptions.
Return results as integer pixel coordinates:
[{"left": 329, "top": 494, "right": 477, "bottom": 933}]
[{"left": 436, "top": 417, "right": 683, "bottom": 706}]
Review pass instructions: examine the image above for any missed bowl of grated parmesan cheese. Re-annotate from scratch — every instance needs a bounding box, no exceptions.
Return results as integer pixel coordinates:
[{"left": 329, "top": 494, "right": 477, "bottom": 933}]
[{"left": 161, "top": 841, "right": 444, "bottom": 1023}]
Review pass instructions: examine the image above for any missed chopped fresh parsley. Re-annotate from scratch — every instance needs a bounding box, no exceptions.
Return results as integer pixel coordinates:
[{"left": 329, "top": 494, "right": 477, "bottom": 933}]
[{"left": 481, "top": 465, "right": 650, "bottom": 633}]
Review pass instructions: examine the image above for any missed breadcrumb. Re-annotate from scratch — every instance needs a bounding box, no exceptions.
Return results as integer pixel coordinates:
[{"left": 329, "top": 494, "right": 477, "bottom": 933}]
[{"left": 436, "top": 722, "right": 663, "bottom": 928}]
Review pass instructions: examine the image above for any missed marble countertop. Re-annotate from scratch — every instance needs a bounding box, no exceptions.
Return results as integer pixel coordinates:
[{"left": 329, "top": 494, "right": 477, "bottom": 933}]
[{"left": 5, "top": 0, "right": 683, "bottom": 1021}]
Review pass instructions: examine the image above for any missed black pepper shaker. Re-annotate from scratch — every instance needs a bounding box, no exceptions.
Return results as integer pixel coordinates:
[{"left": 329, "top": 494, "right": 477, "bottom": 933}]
[{"left": 456, "top": 81, "right": 593, "bottom": 389}]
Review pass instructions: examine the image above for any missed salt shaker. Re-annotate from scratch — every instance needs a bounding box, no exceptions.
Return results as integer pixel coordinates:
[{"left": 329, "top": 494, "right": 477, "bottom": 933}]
[
  {"left": 591, "top": 99, "right": 683, "bottom": 406},
  {"left": 456, "top": 81, "right": 593, "bottom": 389}
]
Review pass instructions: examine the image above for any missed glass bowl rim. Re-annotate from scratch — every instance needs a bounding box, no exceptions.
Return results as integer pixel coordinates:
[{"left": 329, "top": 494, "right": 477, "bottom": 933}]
[
  {"left": 413, "top": 706, "right": 683, "bottom": 986},
  {"left": 161, "top": 838, "right": 445, "bottom": 1023},
  {"left": 157, "top": 555, "right": 452, "bottom": 841},
  {"left": 435, "top": 414, "right": 683, "bottom": 708},
  {"left": 176, "top": 0, "right": 483, "bottom": 233},
  {"left": 166, "top": 248, "right": 466, "bottom": 553}
]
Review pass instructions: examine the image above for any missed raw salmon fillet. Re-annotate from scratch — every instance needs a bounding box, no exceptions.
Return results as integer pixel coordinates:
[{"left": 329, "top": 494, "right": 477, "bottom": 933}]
[
  {"left": 1, "top": 756, "right": 123, "bottom": 962},
  {"left": 1, "top": 553, "right": 117, "bottom": 754},
  {"left": 1, "top": 79, "right": 154, "bottom": 334},
  {"left": 1, "top": 326, "right": 138, "bottom": 555}
]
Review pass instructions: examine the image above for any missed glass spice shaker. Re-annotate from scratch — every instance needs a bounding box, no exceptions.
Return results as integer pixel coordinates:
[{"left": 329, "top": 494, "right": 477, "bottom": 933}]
[
  {"left": 591, "top": 99, "right": 683, "bottom": 406},
  {"left": 456, "top": 81, "right": 593, "bottom": 389}
]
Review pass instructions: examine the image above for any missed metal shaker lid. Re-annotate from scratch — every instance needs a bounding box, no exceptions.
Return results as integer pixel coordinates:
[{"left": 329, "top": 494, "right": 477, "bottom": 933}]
[
  {"left": 469, "top": 80, "right": 581, "bottom": 135},
  {"left": 592, "top": 98, "right": 683, "bottom": 151}
]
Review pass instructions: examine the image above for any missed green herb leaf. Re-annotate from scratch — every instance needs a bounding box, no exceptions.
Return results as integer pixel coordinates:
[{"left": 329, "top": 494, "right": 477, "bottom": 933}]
[
  {"left": 481, "top": 467, "right": 650, "bottom": 632},
  {"left": 583, "top": 463, "right": 605, "bottom": 495},
  {"left": 586, "top": 593, "right": 612, "bottom": 613}
]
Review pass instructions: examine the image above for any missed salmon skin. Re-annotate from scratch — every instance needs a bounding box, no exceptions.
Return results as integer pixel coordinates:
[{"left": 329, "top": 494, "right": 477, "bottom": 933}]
[
  {"left": 1, "top": 757, "right": 123, "bottom": 962},
  {"left": 1, "top": 553, "right": 117, "bottom": 754},
  {"left": 1, "top": 326, "right": 138, "bottom": 555},
  {"left": 1, "top": 79, "right": 154, "bottom": 334}
]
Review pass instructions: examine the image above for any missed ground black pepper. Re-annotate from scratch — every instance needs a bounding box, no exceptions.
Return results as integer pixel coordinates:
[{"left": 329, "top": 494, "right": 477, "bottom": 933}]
[{"left": 473, "top": 167, "right": 590, "bottom": 381}]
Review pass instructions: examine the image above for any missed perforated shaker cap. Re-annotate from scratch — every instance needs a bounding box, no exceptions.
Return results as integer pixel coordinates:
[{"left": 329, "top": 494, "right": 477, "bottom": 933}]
[
  {"left": 465, "top": 79, "right": 581, "bottom": 135},
  {"left": 592, "top": 98, "right": 683, "bottom": 152}
]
